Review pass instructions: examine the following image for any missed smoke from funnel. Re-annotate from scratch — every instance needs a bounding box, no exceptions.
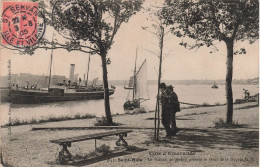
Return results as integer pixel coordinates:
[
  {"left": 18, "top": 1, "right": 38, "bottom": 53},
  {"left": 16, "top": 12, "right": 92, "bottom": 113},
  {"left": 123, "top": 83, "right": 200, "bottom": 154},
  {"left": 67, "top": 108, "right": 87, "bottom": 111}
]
[{"left": 69, "top": 64, "right": 75, "bottom": 81}]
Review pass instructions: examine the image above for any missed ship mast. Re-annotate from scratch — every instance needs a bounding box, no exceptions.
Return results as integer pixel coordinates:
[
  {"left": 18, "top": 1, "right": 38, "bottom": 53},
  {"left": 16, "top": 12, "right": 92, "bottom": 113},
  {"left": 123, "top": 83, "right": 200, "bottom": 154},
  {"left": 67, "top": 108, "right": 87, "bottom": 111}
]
[
  {"left": 133, "top": 47, "right": 138, "bottom": 101},
  {"left": 85, "top": 53, "right": 91, "bottom": 87},
  {"left": 48, "top": 34, "right": 54, "bottom": 90}
]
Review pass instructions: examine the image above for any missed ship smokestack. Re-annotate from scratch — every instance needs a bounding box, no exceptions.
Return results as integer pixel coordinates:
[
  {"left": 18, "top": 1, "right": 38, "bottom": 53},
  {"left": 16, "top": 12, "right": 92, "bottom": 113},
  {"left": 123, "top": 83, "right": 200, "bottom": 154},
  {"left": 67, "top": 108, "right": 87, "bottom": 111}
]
[{"left": 69, "top": 64, "right": 75, "bottom": 81}]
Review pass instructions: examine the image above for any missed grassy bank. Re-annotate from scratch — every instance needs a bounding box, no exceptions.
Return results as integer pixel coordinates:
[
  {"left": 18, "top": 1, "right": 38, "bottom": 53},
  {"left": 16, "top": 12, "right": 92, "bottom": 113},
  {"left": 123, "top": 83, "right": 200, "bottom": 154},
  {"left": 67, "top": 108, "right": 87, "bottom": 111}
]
[
  {"left": 2, "top": 109, "right": 149, "bottom": 127},
  {"left": 2, "top": 113, "right": 96, "bottom": 127}
]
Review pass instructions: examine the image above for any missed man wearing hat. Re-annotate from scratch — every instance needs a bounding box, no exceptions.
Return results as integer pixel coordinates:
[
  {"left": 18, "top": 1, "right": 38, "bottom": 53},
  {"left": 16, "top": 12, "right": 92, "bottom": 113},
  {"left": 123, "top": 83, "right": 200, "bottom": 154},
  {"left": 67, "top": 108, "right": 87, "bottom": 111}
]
[
  {"left": 159, "top": 82, "right": 172, "bottom": 138},
  {"left": 166, "top": 85, "right": 180, "bottom": 136}
]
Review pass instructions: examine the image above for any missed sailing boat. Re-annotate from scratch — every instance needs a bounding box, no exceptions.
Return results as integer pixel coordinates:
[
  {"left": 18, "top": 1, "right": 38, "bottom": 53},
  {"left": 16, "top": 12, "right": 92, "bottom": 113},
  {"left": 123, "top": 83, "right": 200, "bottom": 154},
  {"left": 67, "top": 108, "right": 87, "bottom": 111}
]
[
  {"left": 124, "top": 76, "right": 134, "bottom": 89},
  {"left": 123, "top": 50, "right": 149, "bottom": 110},
  {"left": 211, "top": 82, "right": 218, "bottom": 89}
]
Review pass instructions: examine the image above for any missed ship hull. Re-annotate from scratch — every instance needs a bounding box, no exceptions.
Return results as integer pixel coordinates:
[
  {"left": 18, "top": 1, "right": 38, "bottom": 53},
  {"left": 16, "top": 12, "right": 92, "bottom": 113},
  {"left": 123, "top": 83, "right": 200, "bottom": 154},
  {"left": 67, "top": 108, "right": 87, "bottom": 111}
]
[
  {"left": 9, "top": 89, "right": 115, "bottom": 104},
  {"left": 0, "top": 88, "right": 10, "bottom": 102}
]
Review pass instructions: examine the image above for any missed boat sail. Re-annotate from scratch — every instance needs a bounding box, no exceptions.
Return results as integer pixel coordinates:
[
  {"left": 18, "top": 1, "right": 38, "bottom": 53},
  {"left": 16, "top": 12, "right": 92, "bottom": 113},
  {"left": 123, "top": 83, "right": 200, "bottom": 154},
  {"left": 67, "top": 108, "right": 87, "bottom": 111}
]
[
  {"left": 124, "top": 58, "right": 149, "bottom": 110},
  {"left": 134, "top": 60, "right": 149, "bottom": 100},
  {"left": 124, "top": 76, "right": 134, "bottom": 89}
]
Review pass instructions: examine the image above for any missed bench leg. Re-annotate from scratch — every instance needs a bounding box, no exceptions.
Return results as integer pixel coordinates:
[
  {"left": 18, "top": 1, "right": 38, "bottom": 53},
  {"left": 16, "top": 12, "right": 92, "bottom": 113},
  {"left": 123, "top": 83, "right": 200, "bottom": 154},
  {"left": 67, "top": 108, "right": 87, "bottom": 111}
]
[
  {"left": 116, "top": 133, "right": 128, "bottom": 147},
  {"left": 58, "top": 143, "right": 72, "bottom": 164}
]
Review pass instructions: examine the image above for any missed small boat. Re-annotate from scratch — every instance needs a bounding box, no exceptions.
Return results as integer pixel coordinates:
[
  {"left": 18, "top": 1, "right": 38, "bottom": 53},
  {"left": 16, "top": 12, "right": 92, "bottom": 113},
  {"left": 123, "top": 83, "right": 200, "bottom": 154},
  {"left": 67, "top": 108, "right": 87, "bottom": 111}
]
[
  {"left": 123, "top": 48, "right": 149, "bottom": 110},
  {"left": 211, "top": 82, "right": 218, "bottom": 89},
  {"left": 124, "top": 77, "right": 134, "bottom": 89},
  {"left": 235, "top": 93, "right": 258, "bottom": 104},
  {"left": 124, "top": 76, "right": 134, "bottom": 89}
]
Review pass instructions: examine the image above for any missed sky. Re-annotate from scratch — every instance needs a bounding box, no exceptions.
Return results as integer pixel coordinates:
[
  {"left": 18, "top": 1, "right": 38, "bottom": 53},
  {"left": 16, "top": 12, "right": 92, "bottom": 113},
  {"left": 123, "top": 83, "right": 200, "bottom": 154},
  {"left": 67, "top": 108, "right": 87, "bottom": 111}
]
[{"left": 0, "top": 0, "right": 259, "bottom": 81}]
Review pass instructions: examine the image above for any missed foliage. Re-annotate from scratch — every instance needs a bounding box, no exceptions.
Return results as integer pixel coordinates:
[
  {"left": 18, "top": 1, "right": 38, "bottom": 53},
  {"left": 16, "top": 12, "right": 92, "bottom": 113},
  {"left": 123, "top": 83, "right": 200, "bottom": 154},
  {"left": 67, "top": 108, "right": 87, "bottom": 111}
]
[
  {"left": 94, "top": 116, "right": 120, "bottom": 126},
  {"left": 213, "top": 118, "right": 243, "bottom": 128},
  {"left": 72, "top": 144, "right": 111, "bottom": 162},
  {"left": 161, "top": 0, "right": 259, "bottom": 51},
  {"left": 2, "top": 113, "right": 95, "bottom": 127},
  {"left": 96, "top": 144, "right": 111, "bottom": 155}
]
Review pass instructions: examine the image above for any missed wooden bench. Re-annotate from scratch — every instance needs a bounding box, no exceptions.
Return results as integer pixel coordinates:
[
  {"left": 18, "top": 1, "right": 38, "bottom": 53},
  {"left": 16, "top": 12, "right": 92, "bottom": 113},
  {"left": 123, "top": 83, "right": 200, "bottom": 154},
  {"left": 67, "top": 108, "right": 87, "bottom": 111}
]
[{"left": 50, "top": 130, "right": 133, "bottom": 164}]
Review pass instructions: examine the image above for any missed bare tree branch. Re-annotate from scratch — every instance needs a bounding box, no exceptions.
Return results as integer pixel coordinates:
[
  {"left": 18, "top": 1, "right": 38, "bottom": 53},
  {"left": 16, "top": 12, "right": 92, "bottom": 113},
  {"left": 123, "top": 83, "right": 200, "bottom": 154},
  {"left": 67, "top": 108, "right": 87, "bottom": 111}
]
[
  {"left": 0, "top": 44, "right": 22, "bottom": 52},
  {"left": 141, "top": 26, "right": 158, "bottom": 35},
  {"left": 141, "top": 46, "right": 160, "bottom": 58},
  {"left": 164, "top": 29, "right": 171, "bottom": 36},
  {"left": 37, "top": 46, "right": 98, "bottom": 54}
]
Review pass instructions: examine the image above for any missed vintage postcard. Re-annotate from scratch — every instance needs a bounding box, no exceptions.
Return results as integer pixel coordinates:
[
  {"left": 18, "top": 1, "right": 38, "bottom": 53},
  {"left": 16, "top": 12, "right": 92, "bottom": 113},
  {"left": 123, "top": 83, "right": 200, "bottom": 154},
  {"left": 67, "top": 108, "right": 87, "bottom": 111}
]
[{"left": 0, "top": 0, "right": 259, "bottom": 166}]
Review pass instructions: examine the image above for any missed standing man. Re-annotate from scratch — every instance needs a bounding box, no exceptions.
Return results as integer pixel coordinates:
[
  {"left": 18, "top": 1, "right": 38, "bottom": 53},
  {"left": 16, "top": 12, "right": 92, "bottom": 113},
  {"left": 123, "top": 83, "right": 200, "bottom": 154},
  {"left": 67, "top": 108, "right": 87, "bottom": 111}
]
[
  {"left": 166, "top": 85, "right": 180, "bottom": 136},
  {"left": 159, "top": 82, "right": 172, "bottom": 138}
]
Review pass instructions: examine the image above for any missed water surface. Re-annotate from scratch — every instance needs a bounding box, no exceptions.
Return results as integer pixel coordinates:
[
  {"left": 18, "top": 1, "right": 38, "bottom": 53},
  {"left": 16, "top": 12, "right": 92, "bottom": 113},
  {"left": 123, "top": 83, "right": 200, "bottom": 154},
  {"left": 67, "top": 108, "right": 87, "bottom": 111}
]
[{"left": 0, "top": 84, "right": 258, "bottom": 125}]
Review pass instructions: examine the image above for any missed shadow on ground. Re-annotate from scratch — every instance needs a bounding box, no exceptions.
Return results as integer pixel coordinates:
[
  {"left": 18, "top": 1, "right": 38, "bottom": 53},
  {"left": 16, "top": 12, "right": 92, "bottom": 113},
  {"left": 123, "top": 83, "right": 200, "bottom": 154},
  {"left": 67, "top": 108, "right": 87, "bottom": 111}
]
[
  {"left": 146, "top": 117, "right": 195, "bottom": 121},
  {"left": 151, "top": 129, "right": 259, "bottom": 152}
]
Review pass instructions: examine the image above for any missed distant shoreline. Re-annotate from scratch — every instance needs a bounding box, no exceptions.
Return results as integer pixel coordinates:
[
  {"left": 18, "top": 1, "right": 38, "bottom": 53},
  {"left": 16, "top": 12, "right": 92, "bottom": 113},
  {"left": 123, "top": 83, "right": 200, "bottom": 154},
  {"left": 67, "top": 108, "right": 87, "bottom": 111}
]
[{"left": 0, "top": 74, "right": 258, "bottom": 87}]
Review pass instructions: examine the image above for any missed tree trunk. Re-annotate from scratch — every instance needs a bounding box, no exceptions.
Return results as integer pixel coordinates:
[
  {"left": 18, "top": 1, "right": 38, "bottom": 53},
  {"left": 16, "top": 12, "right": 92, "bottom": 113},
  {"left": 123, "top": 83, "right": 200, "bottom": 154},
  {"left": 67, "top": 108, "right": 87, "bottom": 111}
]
[
  {"left": 224, "top": 39, "right": 234, "bottom": 124},
  {"left": 100, "top": 51, "right": 113, "bottom": 125},
  {"left": 156, "top": 26, "right": 164, "bottom": 141}
]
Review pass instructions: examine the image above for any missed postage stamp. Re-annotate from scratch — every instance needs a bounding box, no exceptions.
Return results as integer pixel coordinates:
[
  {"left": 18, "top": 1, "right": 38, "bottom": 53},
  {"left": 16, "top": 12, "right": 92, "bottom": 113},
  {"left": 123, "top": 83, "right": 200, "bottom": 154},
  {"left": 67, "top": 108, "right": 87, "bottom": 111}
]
[{"left": 1, "top": 2, "right": 45, "bottom": 48}]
